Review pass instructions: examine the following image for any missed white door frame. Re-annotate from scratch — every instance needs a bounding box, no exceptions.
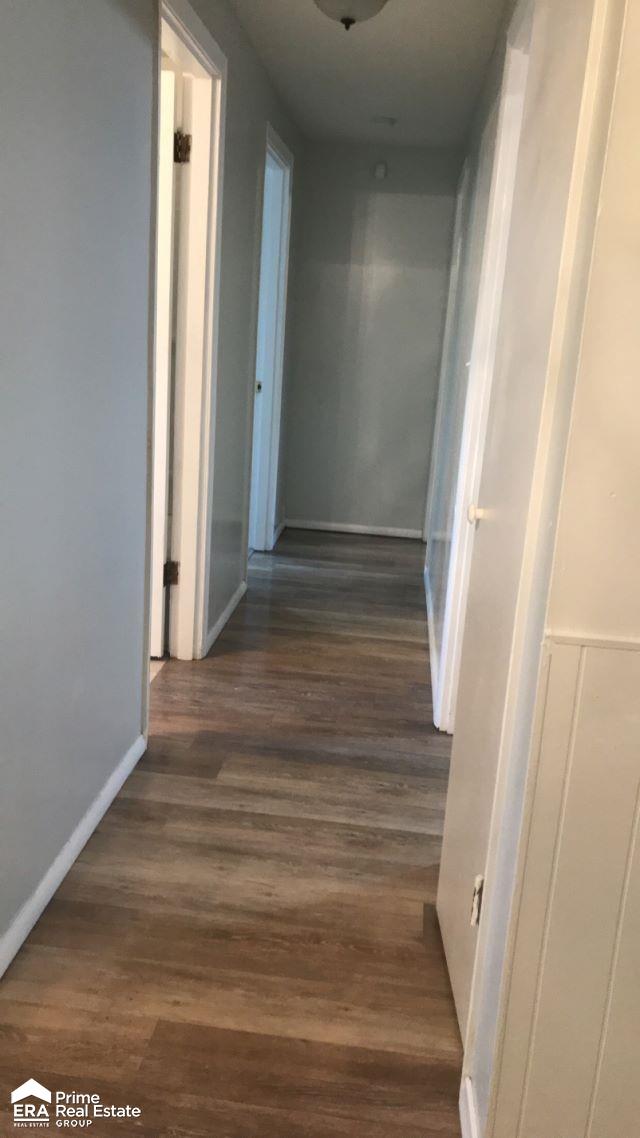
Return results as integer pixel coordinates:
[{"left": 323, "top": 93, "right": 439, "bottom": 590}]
[
  {"left": 431, "top": 5, "right": 532, "bottom": 732},
  {"left": 423, "top": 159, "right": 471, "bottom": 708},
  {"left": 248, "top": 124, "right": 293, "bottom": 553},
  {"left": 150, "top": 64, "right": 178, "bottom": 659},
  {"left": 149, "top": 0, "right": 227, "bottom": 664},
  {"left": 423, "top": 158, "right": 470, "bottom": 546}
]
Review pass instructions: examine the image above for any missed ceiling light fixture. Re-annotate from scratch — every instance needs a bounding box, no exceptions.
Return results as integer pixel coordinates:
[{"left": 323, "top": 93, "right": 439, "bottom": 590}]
[{"left": 313, "top": 0, "right": 389, "bottom": 31}]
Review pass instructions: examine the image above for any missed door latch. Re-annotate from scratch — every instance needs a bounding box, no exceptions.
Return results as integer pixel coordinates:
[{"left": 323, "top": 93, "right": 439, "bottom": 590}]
[{"left": 467, "top": 504, "right": 487, "bottom": 525}]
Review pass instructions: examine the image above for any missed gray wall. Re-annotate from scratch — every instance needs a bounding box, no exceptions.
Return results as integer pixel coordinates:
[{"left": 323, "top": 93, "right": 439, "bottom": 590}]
[
  {"left": 0, "top": 0, "right": 155, "bottom": 942},
  {"left": 188, "top": 0, "right": 301, "bottom": 628},
  {"left": 0, "top": 0, "right": 301, "bottom": 959},
  {"left": 284, "top": 142, "right": 458, "bottom": 535}
]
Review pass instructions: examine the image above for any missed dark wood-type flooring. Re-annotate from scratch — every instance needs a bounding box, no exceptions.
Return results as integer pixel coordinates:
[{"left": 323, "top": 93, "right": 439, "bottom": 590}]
[{"left": 0, "top": 530, "right": 460, "bottom": 1136}]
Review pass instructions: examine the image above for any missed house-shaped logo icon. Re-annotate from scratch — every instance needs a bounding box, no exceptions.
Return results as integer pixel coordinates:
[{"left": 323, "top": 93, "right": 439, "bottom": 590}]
[
  {"left": 11, "top": 1079, "right": 52, "bottom": 1126},
  {"left": 12, "top": 1080, "right": 51, "bottom": 1105}
]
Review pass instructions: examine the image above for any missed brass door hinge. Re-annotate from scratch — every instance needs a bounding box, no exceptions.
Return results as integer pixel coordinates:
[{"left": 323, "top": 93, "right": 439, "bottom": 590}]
[
  {"left": 174, "top": 130, "right": 192, "bottom": 164},
  {"left": 163, "top": 560, "right": 179, "bottom": 587}
]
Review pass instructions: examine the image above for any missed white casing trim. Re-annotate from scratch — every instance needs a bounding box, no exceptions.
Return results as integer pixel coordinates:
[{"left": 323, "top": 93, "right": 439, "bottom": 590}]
[
  {"left": 273, "top": 520, "right": 285, "bottom": 544},
  {"left": 460, "top": 1076, "right": 482, "bottom": 1138},
  {"left": 285, "top": 520, "right": 422, "bottom": 539},
  {"left": 424, "top": 564, "right": 452, "bottom": 733},
  {"left": 201, "top": 580, "right": 247, "bottom": 657},
  {"left": 0, "top": 733, "right": 146, "bottom": 979}
]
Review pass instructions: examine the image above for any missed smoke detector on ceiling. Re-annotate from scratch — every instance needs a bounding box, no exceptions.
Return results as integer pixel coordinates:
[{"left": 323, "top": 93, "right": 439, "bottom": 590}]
[{"left": 313, "top": 0, "right": 390, "bottom": 31}]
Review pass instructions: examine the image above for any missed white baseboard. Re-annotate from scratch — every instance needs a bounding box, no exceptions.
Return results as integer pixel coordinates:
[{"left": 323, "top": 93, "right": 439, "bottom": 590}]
[
  {"left": 284, "top": 519, "right": 422, "bottom": 539},
  {"left": 202, "top": 580, "right": 247, "bottom": 656},
  {"left": 0, "top": 733, "right": 146, "bottom": 980},
  {"left": 272, "top": 520, "right": 285, "bottom": 545},
  {"left": 460, "top": 1076, "right": 482, "bottom": 1138}
]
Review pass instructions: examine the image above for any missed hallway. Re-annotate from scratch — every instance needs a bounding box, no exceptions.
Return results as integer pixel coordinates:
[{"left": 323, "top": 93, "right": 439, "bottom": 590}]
[{"left": 0, "top": 531, "right": 461, "bottom": 1136}]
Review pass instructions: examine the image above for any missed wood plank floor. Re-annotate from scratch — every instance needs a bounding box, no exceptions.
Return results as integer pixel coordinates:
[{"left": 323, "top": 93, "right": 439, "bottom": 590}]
[{"left": 0, "top": 529, "right": 460, "bottom": 1137}]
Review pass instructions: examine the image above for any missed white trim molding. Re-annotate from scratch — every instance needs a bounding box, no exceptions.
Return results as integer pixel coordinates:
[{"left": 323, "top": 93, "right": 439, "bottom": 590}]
[
  {"left": 154, "top": 0, "right": 228, "bottom": 662},
  {"left": 202, "top": 580, "right": 247, "bottom": 657},
  {"left": 0, "top": 734, "right": 146, "bottom": 979},
  {"left": 460, "top": 1076, "right": 482, "bottom": 1138},
  {"left": 424, "top": 565, "right": 451, "bottom": 732},
  {"left": 423, "top": 159, "right": 471, "bottom": 542},
  {"left": 285, "top": 520, "right": 422, "bottom": 539},
  {"left": 247, "top": 124, "right": 293, "bottom": 555},
  {"left": 546, "top": 631, "right": 640, "bottom": 652}
]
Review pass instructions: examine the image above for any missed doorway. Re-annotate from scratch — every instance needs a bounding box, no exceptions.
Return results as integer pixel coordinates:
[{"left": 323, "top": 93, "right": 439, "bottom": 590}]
[
  {"left": 248, "top": 127, "right": 293, "bottom": 554},
  {"left": 149, "top": 1, "right": 226, "bottom": 664},
  {"left": 424, "top": 3, "right": 532, "bottom": 732}
]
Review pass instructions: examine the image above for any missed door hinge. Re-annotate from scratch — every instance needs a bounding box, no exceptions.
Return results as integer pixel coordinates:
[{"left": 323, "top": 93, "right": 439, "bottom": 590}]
[
  {"left": 470, "top": 875, "right": 484, "bottom": 927},
  {"left": 174, "top": 130, "right": 192, "bottom": 164},
  {"left": 163, "top": 560, "right": 179, "bottom": 587}
]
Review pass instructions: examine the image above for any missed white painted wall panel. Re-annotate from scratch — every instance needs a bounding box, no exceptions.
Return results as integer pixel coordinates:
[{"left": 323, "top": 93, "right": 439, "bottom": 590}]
[
  {"left": 588, "top": 802, "right": 640, "bottom": 1138},
  {"left": 492, "top": 645, "right": 640, "bottom": 1138},
  {"left": 516, "top": 647, "right": 640, "bottom": 1137}
]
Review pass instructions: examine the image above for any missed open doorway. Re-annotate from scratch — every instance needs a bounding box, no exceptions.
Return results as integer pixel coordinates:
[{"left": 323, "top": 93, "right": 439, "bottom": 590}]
[
  {"left": 248, "top": 127, "right": 293, "bottom": 555},
  {"left": 149, "top": 1, "right": 226, "bottom": 668}
]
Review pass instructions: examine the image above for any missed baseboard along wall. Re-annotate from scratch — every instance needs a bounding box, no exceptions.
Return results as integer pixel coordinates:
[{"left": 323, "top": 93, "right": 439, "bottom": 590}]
[
  {"left": 284, "top": 519, "right": 422, "bottom": 539},
  {"left": 0, "top": 733, "right": 147, "bottom": 979},
  {"left": 202, "top": 580, "right": 247, "bottom": 657}
]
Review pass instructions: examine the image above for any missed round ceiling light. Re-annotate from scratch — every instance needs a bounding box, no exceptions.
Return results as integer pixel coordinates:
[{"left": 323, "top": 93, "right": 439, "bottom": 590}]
[{"left": 313, "top": 0, "right": 389, "bottom": 31}]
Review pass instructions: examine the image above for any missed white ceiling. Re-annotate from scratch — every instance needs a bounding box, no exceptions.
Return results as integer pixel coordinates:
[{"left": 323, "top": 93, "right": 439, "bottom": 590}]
[{"left": 227, "top": 0, "right": 509, "bottom": 147}]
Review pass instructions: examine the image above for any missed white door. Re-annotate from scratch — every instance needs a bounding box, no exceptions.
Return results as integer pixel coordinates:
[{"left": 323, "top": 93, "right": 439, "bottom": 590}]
[
  {"left": 150, "top": 67, "right": 177, "bottom": 658},
  {"left": 249, "top": 132, "right": 292, "bottom": 553},
  {"left": 425, "top": 21, "right": 530, "bottom": 732},
  {"left": 437, "top": 0, "right": 539, "bottom": 1030}
]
